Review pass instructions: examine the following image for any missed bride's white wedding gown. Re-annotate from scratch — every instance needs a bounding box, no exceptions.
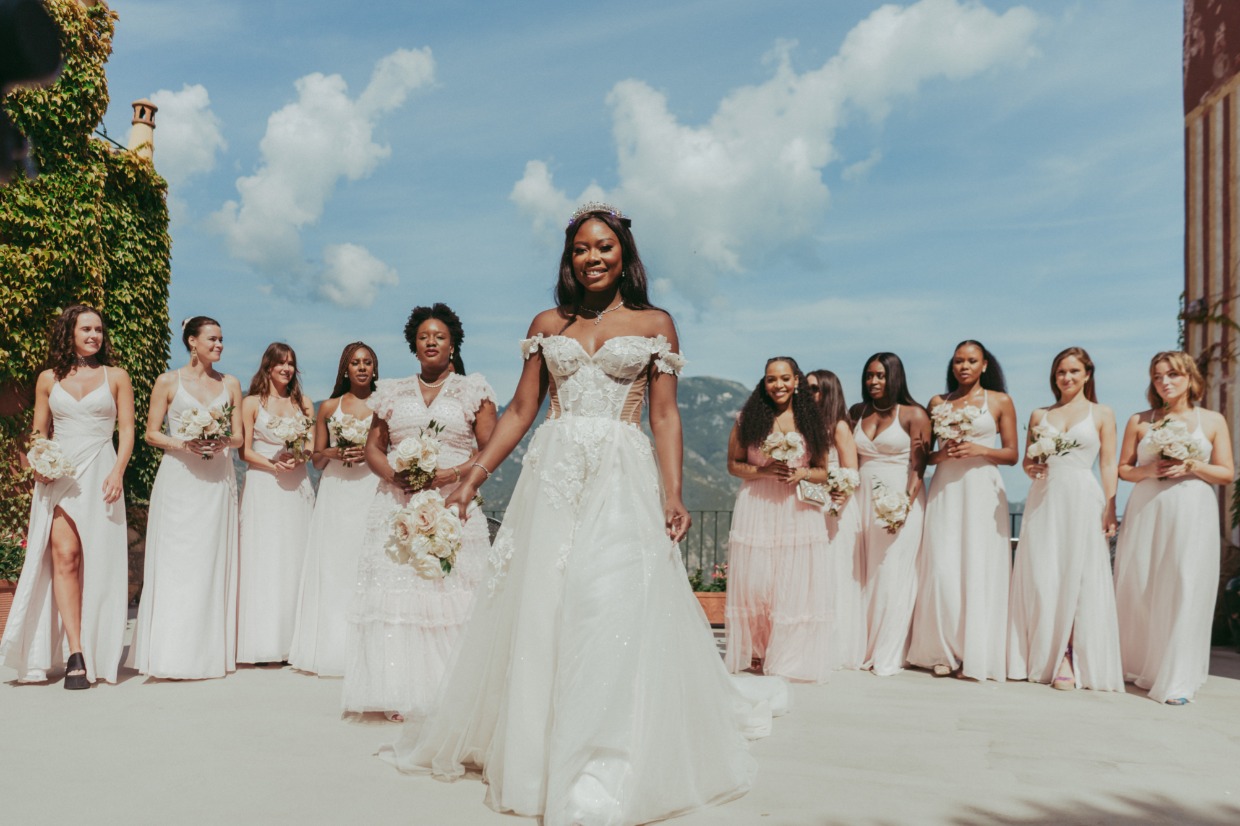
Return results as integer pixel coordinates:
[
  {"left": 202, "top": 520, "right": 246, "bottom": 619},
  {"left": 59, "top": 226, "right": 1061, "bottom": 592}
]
[{"left": 382, "top": 334, "right": 785, "bottom": 826}]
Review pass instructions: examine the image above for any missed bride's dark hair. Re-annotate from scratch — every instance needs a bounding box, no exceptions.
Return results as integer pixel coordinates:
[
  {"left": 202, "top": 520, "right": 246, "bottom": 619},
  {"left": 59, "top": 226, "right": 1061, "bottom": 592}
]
[
  {"left": 736, "top": 356, "right": 826, "bottom": 466},
  {"left": 46, "top": 304, "right": 115, "bottom": 380},
  {"left": 556, "top": 208, "right": 661, "bottom": 313}
]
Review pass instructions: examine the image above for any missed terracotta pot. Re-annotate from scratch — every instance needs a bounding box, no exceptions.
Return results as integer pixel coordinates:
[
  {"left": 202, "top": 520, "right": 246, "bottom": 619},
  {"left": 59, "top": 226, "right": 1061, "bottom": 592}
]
[
  {"left": 0, "top": 579, "right": 16, "bottom": 640},
  {"left": 695, "top": 591, "right": 726, "bottom": 627}
]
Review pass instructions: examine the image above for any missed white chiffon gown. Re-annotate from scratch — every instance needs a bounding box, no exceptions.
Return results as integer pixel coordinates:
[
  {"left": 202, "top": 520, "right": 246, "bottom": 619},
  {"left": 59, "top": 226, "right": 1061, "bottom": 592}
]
[
  {"left": 1, "top": 370, "right": 128, "bottom": 684},
  {"left": 236, "top": 405, "right": 315, "bottom": 663},
  {"left": 343, "top": 373, "right": 494, "bottom": 715},
  {"left": 382, "top": 335, "right": 786, "bottom": 826},
  {"left": 855, "top": 412, "right": 925, "bottom": 676},
  {"left": 908, "top": 396, "right": 1011, "bottom": 681},
  {"left": 1113, "top": 410, "right": 1218, "bottom": 703},
  {"left": 128, "top": 373, "right": 239, "bottom": 679},
  {"left": 1007, "top": 406, "right": 1122, "bottom": 691},
  {"left": 288, "top": 409, "right": 379, "bottom": 677}
]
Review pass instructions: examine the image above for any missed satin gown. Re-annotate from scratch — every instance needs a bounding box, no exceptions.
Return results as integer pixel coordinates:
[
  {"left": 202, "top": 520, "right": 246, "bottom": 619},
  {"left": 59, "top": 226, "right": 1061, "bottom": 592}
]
[
  {"left": 1007, "top": 406, "right": 1122, "bottom": 691},
  {"left": 1113, "top": 410, "right": 1218, "bottom": 703},
  {"left": 1, "top": 370, "right": 128, "bottom": 684}
]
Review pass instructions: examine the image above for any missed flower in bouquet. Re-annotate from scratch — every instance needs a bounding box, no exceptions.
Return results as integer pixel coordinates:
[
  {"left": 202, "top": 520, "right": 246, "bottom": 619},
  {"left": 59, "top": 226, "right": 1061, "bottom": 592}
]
[
  {"left": 26, "top": 435, "right": 75, "bottom": 480},
  {"left": 391, "top": 420, "right": 445, "bottom": 491},
  {"left": 872, "top": 478, "right": 911, "bottom": 534},
  {"left": 824, "top": 466, "right": 861, "bottom": 517},
  {"left": 930, "top": 401, "right": 984, "bottom": 445},
  {"left": 174, "top": 403, "right": 235, "bottom": 459},
  {"left": 329, "top": 413, "right": 370, "bottom": 467},
  {"left": 760, "top": 430, "right": 806, "bottom": 463},
  {"left": 267, "top": 413, "right": 315, "bottom": 462},
  {"left": 384, "top": 489, "right": 463, "bottom": 579},
  {"left": 1024, "top": 422, "right": 1081, "bottom": 465},
  {"left": 1148, "top": 416, "right": 1206, "bottom": 463}
]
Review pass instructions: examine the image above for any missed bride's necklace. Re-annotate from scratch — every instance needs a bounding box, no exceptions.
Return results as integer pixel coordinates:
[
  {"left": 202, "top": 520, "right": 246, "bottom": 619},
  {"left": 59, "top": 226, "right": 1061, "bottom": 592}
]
[
  {"left": 75, "top": 355, "right": 96, "bottom": 368},
  {"left": 870, "top": 399, "right": 894, "bottom": 413},
  {"left": 419, "top": 372, "right": 450, "bottom": 388},
  {"left": 579, "top": 298, "right": 625, "bottom": 326}
]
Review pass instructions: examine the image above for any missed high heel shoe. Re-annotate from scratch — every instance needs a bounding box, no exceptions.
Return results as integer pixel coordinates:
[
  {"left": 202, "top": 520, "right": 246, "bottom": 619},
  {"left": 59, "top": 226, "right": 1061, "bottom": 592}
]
[{"left": 64, "top": 652, "right": 89, "bottom": 690}]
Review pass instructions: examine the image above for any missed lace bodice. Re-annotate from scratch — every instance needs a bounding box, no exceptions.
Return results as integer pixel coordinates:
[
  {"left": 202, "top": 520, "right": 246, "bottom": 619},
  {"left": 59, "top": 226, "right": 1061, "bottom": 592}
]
[
  {"left": 520, "top": 335, "right": 685, "bottom": 425},
  {"left": 368, "top": 373, "right": 496, "bottom": 465}
]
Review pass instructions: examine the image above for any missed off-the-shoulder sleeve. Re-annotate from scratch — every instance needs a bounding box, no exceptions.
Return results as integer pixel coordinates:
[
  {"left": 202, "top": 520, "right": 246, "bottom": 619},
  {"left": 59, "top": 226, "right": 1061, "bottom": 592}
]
[
  {"left": 459, "top": 373, "right": 498, "bottom": 424},
  {"left": 651, "top": 335, "right": 686, "bottom": 376},
  {"left": 519, "top": 334, "right": 544, "bottom": 360},
  {"left": 366, "top": 378, "right": 399, "bottom": 420}
]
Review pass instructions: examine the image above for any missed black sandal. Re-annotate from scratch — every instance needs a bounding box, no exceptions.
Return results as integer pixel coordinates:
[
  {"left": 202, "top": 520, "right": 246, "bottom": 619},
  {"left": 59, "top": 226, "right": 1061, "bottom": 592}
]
[{"left": 64, "top": 652, "right": 90, "bottom": 690}]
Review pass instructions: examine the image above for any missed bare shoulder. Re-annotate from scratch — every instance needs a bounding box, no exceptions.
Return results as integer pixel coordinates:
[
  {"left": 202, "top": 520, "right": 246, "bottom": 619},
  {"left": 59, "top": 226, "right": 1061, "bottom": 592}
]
[
  {"left": 903, "top": 404, "right": 929, "bottom": 424},
  {"left": 1092, "top": 403, "right": 1115, "bottom": 424},
  {"left": 35, "top": 369, "right": 55, "bottom": 391},
  {"left": 1126, "top": 409, "right": 1155, "bottom": 429},
  {"left": 834, "top": 419, "right": 854, "bottom": 440},
  {"left": 1202, "top": 406, "right": 1230, "bottom": 430},
  {"left": 319, "top": 396, "right": 341, "bottom": 419},
  {"left": 928, "top": 394, "right": 945, "bottom": 409},
  {"left": 240, "top": 394, "right": 260, "bottom": 415},
  {"left": 638, "top": 308, "right": 677, "bottom": 345},
  {"left": 109, "top": 366, "right": 132, "bottom": 386},
  {"left": 848, "top": 402, "right": 865, "bottom": 421},
  {"left": 528, "top": 308, "right": 567, "bottom": 337}
]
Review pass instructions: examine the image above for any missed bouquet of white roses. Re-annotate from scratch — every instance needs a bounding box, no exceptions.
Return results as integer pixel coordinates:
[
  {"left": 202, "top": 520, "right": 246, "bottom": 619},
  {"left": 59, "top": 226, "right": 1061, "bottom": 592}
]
[
  {"left": 872, "top": 478, "right": 911, "bottom": 534},
  {"left": 930, "top": 401, "right": 984, "bottom": 444},
  {"left": 1148, "top": 416, "right": 1206, "bottom": 463},
  {"left": 1025, "top": 422, "right": 1081, "bottom": 465},
  {"left": 761, "top": 430, "right": 805, "bottom": 463},
  {"left": 329, "top": 413, "right": 370, "bottom": 467},
  {"left": 824, "top": 466, "right": 861, "bottom": 517},
  {"left": 391, "top": 420, "right": 445, "bottom": 491},
  {"left": 174, "top": 403, "right": 235, "bottom": 459},
  {"left": 267, "top": 413, "right": 315, "bottom": 462},
  {"left": 26, "top": 435, "right": 75, "bottom": 481},
  {"left": 384, "top": 489, "right": 464, "bottom": 579}
]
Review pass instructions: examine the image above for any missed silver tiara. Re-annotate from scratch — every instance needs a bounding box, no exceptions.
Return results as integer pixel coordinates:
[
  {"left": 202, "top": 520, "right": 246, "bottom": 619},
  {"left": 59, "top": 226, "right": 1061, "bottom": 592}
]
[{"left": 569, "top": 201, "right": 631, "bottom": 227}]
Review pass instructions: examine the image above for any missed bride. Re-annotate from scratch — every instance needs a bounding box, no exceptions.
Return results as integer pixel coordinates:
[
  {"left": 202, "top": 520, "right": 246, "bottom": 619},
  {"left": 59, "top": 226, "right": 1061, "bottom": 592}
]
[{"left": 382, "top": 203, "right": 783, "bottom": 825}]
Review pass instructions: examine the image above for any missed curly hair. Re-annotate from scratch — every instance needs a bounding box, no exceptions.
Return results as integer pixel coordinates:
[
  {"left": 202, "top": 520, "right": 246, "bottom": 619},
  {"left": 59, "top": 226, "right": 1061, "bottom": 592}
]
[
  {"left": 1050, "top": 346, "right": 1098, "bottom": 403},
  {"left": 737, "top": 356, "right": 827, "bottom": 466},
  {"left": 404, "top": 303, "right": 466, "bottom": 375},
  {"left": 808, "top": 369, "right": 848, "bottom": 454},
  {"left": 181, "top": 315, "right": 221, "bottom": 352},
  {"left": 329, "top": 341, "right": 379, "bottom": 399},
  {"left": 945, "top": 340, "right": 1007, "bottom": 394},
  {"left": 1146, "top": 350, "right": 1206, "bottom": 407},
  {"left": 860, "top": 352, "right": 919, "bottom": 410},
  {"left": 247, "top": 342, "right": 307, "bottom": 412},
  {"left": 556, "top": 208, "right": 661, "bottom": 314},
  {"left": 46, "top": 304, "right": 115, "bottom": 380}
]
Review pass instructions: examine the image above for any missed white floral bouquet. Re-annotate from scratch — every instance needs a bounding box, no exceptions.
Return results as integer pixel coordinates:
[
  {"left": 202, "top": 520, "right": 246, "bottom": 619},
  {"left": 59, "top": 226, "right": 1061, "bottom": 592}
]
[
  {"left": 26, "top": 436, "right": 75, "bottom": 481},
  {"left": 761, "top": 430, "right": 805, "bottom": 463},
  {"left": 872, "top": 478, "right": 911, "bottom": 534},
  {"left": 174, "top": 403, "right": 235, "bottom": 459},
  {"left": 1148, "top": 416, "right": 1206, "bottom": 463},
  {"left": 1025, "top": 422, "right": 1081, "bottom": 465},
  {"left": 384, "top": 489, "right": 464, "bottom": 579},
  {"left": 329, "top": 413, "right": 370, "bottom": 467},
  {"left": 930, "top": 402, "right": 984, "bottom": 444},
  {"left": 391, "top": 420, "right": 446, "bottom": 491},
  {"left": 267, "top": 414, "right": 315, "bottom": 462},
  {"left": 824, "top": 466, "right": 861, "bottom": 517}
]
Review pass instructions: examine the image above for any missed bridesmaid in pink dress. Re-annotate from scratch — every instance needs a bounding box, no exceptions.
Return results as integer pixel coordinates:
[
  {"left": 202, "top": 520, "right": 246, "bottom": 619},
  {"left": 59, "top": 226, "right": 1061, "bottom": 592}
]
[
  {"left": 725, "top": 356, "right": 833, "bottom": 682},
  {"left": 1114, "top": 351, "right": 1233, "bottom": 704}
]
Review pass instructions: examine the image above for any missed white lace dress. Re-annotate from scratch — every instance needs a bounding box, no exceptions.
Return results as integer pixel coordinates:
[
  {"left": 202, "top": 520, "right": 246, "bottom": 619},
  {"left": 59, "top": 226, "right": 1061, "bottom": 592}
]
[
  {"left": 342, "top": 372, "right": 495, "bottom": 715},
  {"left": 381, "top": 335, "right": 786, "bottom": 826}
]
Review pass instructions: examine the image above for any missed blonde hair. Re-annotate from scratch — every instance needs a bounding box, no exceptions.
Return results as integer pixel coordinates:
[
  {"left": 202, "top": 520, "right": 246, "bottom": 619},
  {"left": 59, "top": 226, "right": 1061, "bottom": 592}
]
[{"left": 1146, "top": 350, "right": 1205, "bottom": 408}]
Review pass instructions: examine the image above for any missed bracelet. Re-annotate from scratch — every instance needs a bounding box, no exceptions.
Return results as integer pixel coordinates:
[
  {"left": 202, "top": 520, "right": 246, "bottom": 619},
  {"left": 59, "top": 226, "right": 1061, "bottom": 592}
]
[
  {"left": 471, "top": 461, "right": 492, "bottom": 480},
  {"left": 451, "top": 466, "right": 461, "bottom": 482}
]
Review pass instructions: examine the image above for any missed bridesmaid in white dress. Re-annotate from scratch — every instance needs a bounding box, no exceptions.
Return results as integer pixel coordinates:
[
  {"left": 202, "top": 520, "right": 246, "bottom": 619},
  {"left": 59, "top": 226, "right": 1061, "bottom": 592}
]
[
  {"left": 343, "top": 304, "right": 496, "bottom": 721},
  {"left": 908, "top": 340, "right": 1018, "bottom": 682},
  {"left": 847, "top": 353, "right": 930, "bottom": 676},
  {"left": 237, "top": 343, "right": 316, "bottom": 665},
  {"left": 1, "top": 305, "right": 134, "bottom": 687},
  {"left": 128, "top": 316, "right": 244, "bottom": 679},
  {"left": 1008, "top": 347, "right": 1123, "bottom": 692},
  {"left": 806, "top": 368, "right": 866, "bottom": 670},
  {"left": 289, "top": 342, "right": 380, "bottom": 676},
  {"left": 1114, "top": 350, "right": 1233, "bottom": 705}
]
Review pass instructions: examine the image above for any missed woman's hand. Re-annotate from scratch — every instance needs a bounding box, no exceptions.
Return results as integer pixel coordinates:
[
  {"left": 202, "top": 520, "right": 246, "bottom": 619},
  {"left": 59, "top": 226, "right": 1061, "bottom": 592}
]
[
  {"left": 830, "top": 489, "right": 850, "bottom": 507},
  {"left": 771, "top": 461, "right": 800, "bottom": 485},
  {"left": 187, "top": 438, "right": 225, "bottom": 459},
  {"left": 272, "top": 451, "right": 298, "bottom": 473},
  {"left": 1155, "top": 458, "right": 1190, "bottom": 479},
  {"left": 665, "top": 497, "right": 691, "bottom": 542},
  {"left": 945, "top": 440, "right": 984, "bottom": 460},
  {"left": 102, "top": 470, "right": 124, "bottom": 504},
  {"left": 1026, "top": 462, "right": 1048, "bottom": 481},
  {"left": 445, "top": 480, "right": 479, "bottom": 521},
  {"left": 30, "top": 468, "right": 53, "bottom": 485},
  {"left": 338, "top": 445, "right": 366, "bottom": 466},
  {"left": 430, "top": 466, "right": 462, "bottom": 489},
  {"left": 1102, "top": 502, "right": 1118, "bottom": 537}
]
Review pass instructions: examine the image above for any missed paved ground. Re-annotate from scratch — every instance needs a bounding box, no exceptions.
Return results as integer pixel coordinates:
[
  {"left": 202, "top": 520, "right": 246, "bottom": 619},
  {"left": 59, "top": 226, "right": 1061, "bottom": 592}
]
[{"left": 4, "top": 625, "right": 1240, "bottom": 826}]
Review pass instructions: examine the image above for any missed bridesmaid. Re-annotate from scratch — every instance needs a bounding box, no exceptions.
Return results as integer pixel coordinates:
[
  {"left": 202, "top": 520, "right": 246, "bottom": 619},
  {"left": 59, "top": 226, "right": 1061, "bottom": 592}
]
[
  {"left": 908, "top": 340, "right": 1017, "bottom": 681},
  {"left": 806, "top": 369, "right": 866, "bottom": 670},
  {"left": 1114, "top": 351, "right": 1233, "bottom": 705},
  {"left": 288, "top": 342, "right": 381, "bottom": 676},
  {"left": 848, "top": 353, "right": 930, "bottom": 676},
  {"left": 128, "top": 316, "right": 244, "bottom": 679},
  {"left": 1, "top": 305, "right": 134, "bottom": 687},
  {"left": 725, "top": 356, "right": 834, "bottom": 682},
  {"left": 1008, "top": 347, "right": 1122, "bottom": 692},
  {"left": 237, "top": 343, "right": 316, "bottom": 665},
  {"left": 343, "top": 303, "right": 496, "bottom": 721}
]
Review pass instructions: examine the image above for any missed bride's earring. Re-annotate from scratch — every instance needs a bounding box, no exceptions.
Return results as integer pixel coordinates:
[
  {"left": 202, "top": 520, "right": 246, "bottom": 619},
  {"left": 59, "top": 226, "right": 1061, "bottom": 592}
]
[{"left": 190, "top": 350, "right": 200, "bottom": 368}]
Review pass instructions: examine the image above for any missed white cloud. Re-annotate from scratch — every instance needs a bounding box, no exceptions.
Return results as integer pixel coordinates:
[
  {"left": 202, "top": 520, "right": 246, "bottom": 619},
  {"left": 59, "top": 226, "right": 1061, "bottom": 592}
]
[
  {"left": 511, "top": 0, "right": 1039, "bottom": 303},
  {"left": 211, "top": 47, "right": 435, "bottom": 305},
  {"left": 316, "top": 243, "right": 400, "bottom": 308},
  {"left": 842, "top": 149, "right": 882, "bottom": 182},
  {"left": 148, "top": 84, "right": 226, "bottom": 187}
]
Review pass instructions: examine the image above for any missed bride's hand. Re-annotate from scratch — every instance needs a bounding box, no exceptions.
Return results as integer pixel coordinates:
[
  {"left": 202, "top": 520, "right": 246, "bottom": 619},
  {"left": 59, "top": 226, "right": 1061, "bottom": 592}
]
[
  {"left": 665, "top": 498, "right": 691, "bottom": 542},
  {"left": 446, "top": 482, "right": 478, "bottom": 522},
  {"left": 102, "top": 470, "right": 124, "bottom": 504}
]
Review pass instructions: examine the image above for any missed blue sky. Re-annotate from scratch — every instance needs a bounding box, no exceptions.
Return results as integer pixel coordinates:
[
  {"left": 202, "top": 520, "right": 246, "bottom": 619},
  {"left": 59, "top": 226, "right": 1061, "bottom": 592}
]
[{"left": 98, "top": 0, "right": 1183, "bottom": 504}]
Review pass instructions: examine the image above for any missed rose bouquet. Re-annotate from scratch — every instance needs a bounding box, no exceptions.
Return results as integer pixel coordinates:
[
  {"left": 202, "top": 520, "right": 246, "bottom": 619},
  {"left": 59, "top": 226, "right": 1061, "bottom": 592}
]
[
  {"left": 1025, "top": 422, "right": 1081, "bottom": 465},
  {"left": 1148, "top": 416, "right": 1206, "bottom": 463},
  {"left": 26, "top": 436, "right": 75, "bottom": 481},
  {"left": 824, "top": 466, "right": 861, "bottom": 517},
  {"left": 391, "top": 420, "right": 445, "bottom": 491},
  {"left": 329, "top": 413, "right": 371, "bottom": 467},
  {"left": 384, "top": 489, "right": 464, "bottom": 579},
  {"left": 872, "top": 478, "right": 911, "bottom": 534},
  {"left": 930, "top": 401, "right": 984, "bottom": 445},
  {"left": 267, "top": 413, "right": 315, "bottom": 462},
  {"left": 174, "top": 403, "right": 235, "bottom": 459},
  {"left": 761, "top": 430, "right": 805, "bottom": 463}
]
